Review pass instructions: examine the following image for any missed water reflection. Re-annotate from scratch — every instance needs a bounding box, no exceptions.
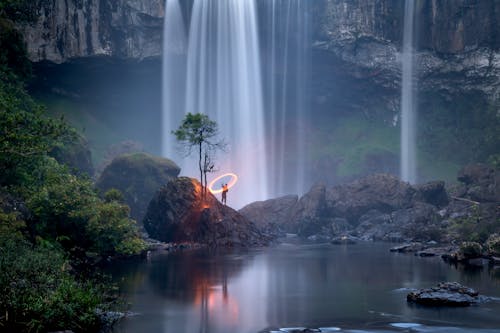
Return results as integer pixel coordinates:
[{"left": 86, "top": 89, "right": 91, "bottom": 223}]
[{"left": 109, "top": 243, "right": 500, "bottom": 333}]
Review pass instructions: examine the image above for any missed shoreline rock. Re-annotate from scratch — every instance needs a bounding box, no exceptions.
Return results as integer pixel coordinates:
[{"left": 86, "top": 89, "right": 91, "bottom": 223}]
[{"left": 407, "top": 282, "right": 480, "bottom": 307}]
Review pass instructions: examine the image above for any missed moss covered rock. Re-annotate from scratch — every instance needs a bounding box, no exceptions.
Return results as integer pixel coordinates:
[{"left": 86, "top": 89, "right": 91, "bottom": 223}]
[{"left": 96, "top": 153, "right": 180, "bottom": 222}]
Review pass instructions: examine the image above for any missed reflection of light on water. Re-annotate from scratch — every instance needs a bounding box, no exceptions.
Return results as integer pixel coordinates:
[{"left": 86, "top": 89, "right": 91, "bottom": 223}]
[
  {"left": 159, "top": 256, "right": 269, "bottom": 333},
  {"left": 193, "top": 282, "right": 240, "bottom": 329}
]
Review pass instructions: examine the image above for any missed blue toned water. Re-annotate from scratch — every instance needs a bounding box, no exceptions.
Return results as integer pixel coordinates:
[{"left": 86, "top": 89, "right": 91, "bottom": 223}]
[{"left": 110, "top": 243, "right": 500, "bottom": 333}]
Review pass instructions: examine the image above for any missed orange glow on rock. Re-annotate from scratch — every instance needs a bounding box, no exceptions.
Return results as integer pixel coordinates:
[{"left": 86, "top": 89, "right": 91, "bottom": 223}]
[{"left": 208, "top": 173, "right": 238, "bottom": 194}]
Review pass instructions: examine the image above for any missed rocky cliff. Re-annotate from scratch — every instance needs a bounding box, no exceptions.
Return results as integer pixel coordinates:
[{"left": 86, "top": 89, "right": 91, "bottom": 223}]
[
  {"left": 316, "top": 0, "right": 500, "bottom": 98},
  {"left": 19, "top": 0, "right": 165, "bottom": 63}
]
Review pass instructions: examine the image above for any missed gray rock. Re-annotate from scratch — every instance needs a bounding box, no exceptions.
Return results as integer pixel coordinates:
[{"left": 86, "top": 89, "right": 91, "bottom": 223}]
[
  {"left": 239, "top": 195, "right": 298, "bottom": 231},
  {"left": 143, "top": 177, "right": 271, "bottom": 247},
  {"left": 457, "top": 164, "right": 499, "bottom": 202},
  {"left": 414, "top": 181, "right": 449, "bottom": 208},
  {"left": 326, "top": 174, "right": 415, "bottom": 224},
  {"left": 19, "top": 0, "right": 165, "bottom": 63},
  {"left": 407, "top": 282, "right": 480, "bottom": 306},
  {"left": 390, "top": 242, "right": 424, "bottom": 253}
]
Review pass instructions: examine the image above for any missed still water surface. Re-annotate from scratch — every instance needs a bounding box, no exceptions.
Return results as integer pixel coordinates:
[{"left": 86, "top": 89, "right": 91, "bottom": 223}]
[{"left": 110, "top": 242, "right": 500, "bottom": 333}]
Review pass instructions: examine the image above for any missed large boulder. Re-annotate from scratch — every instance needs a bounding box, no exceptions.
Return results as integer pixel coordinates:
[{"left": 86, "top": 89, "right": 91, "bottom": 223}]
[
  {"left": 143, "top": 177, "right": 270, "bottom": 247},
  {"left": 457, "top": 164, "right": 499, "bottom": 202},
  {"left": 290, "top": 184, "right": 335, "bottom": 237},
  {"left": 326, "top": 174, "right": 415, "bottom": 224},
  {"left": 413, "top": 181, "right": 449, "bottom": 208},
  {"left": 96, "top": 153, "right": 180, "bottom": 222},
  {"left": 407, "top": 282, "right": 480, "bottom": 307},
  {"left": 239, "top": 195, "right": 298, "bottom": 233}
]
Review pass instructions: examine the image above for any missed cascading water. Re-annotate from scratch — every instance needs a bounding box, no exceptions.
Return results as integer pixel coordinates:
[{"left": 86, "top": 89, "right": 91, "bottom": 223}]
[
  {"left": 400, "top": 0, "right": 417, "bottom": 184},
  {"left": 260, "top": 0, "right": 311, "bottom": 197},
  {"left": 162, "top": 0, "right": 311, "bottom": 207},
  {"left": 162, "top": 0, "right": 186, "bottom": 159},
  {"left": 163, "top": 0, "right": 268, "bottom": 208}
]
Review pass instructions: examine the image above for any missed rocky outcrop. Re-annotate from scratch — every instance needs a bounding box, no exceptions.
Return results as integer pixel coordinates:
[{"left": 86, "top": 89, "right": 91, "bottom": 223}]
[
  {"left": 414, "top": 181, "right": 449, "bottom": 208},
  {"left": 242, "top": 165, "right": 498, "bottom": 243},
  {"left": 143, "top": 177, "right": 270, "bottom": 247},
  {"left": 407, "top": 282, "right": 480, "bottom": 307},
  {"left": 456, "top": 163, "right": 499, "bottom": 202},
  {"left": 19, "top": 0, "right": 165, "bottom": 63},
  {"left": 239, "top": 195, "right": 298, "bottom": 235},
  {"left": 96, "top": 153, "right": 180, "bottom": 222},
  {"left": 326, "top": 174, "right": 415, "bottom": 224},
  {"left": 316, "top": 0, "right": 500, "bottom": 99}
]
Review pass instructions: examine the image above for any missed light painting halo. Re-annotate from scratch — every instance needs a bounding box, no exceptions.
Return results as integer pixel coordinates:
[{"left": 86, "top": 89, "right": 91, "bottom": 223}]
[{"left": 208, "top": 173, "right": 238, "bottom": 194}]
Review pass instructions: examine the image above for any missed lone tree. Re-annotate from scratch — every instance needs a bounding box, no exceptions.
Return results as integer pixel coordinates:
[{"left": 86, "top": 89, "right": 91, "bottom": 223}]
[{"left": 173, "top": 113, "right": 226, "bottom": 198}]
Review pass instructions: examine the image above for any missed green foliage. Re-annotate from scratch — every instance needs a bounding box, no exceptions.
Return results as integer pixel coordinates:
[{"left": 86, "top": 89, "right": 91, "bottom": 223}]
[
  {"left": 104, "top": 188, "right": 125, "bottom": 203},
  {"left": 448, "top": 205, "right": 500, "bottom": 243},
  {"left": 486, "top": 234, "right": 500, "bottom": 256},
  {"left": 0, "top": 14, "right": 143, "bottom": 332},
  {"left": 459, "top": 241, "right": 483, "bottom": 258},
  {"left": 0, "top": 0, "right": 41, "bottom": 23},
  {"left": 87, "top": 201, "right": 144, "bottom": 256},
  {"left": 26, "top": 159, "right": 145, "bottom": 257},
  {"left": 0, "top": 234, "right": 109, "bottom": 333},
  {"left": 419, "top": 92, "right": 500, "bottom": 166},
  {"left": 0, "top": 18, "right": 31, "bottom": 79},
  {"left": 173, "top": 113, "right": 225, "bottom": 194}
]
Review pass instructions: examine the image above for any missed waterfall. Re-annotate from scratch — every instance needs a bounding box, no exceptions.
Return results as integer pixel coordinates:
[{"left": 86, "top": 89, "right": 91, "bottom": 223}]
[
  {"left": 261, "top": 0, "right": 311, "bottom": 197},
  {"left": 400, "top": 0, "right": 417, "bottom": 184},
  {"left": 162, "top": 0, "right": 187, "bottom": 159},
  {"left": 162, "top": 0, "right": 311, "bottom": 207},
  {"left": 163, "top": 0, "right": 268, "bottom": 208}
]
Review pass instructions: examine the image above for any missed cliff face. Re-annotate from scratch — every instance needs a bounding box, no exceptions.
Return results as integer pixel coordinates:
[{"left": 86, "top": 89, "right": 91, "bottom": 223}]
[
  {"left": 20, "top": 0, "right": 164, "bottom": 63},
  {"left": 316, "top": 0, "right": 500, "bottom": 98},
  {"left": 20, "top": 0, "right": 500, "bottom": 97}
]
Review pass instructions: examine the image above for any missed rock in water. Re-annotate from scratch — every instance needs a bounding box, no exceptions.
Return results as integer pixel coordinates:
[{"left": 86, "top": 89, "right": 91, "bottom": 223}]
[
  {"left": 239, "top": 195, "right": 298, "bottom": 233},
  {"left": 143, "top": 177, "right": 270, "bottom": 247},
  {"left": 96, "top": 153, "right": 180, "bottom": 222},
  {"left": 407, "top": 282, "right": 480, "bottom": 306}
]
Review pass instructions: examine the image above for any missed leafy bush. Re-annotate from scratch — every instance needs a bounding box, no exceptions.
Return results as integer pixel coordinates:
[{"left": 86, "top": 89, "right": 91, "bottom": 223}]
[
  {"left": 27, "top": 159, "right": 145, "bottom": 257},
  {"left": 486, "top": 234, "right": 500, "bottom": 257},
  {"left": 0, "top": 235, "right": 108, "bottom": 333},
  {"left": 459, "top": 241, "right": 483, "bottom": 258}
]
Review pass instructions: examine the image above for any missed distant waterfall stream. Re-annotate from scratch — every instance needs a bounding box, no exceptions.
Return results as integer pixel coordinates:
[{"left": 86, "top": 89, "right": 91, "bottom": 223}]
[{"left": 400, "top": 0, "right": 417, "bottom": 184}]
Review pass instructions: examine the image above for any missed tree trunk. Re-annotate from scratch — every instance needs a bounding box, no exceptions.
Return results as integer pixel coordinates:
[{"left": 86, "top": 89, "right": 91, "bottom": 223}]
[{"left": 199, "top": 141, "right": 203, "bottom": 199}]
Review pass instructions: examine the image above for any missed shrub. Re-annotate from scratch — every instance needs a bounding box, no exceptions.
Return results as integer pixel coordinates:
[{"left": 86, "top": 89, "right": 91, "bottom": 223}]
[
  {"left": 459, "top": 241, "right": 483, "bottom": 259},
  {"left": 486, "top": 234, "right": 500, "bottom": 257},
  {"left": 0, "top": 235, "right": 108, "bottom": 333}
]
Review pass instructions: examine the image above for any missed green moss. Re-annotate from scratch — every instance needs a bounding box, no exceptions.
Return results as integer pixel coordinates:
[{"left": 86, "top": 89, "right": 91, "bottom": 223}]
[{"left": 310, "top": 113, "right": 399, "bottom": 178}]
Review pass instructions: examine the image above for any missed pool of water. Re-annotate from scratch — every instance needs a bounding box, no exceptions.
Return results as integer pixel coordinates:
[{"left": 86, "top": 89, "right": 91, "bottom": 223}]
[{"left": 109, "top": 242, "right": 500, "bottom": 333}]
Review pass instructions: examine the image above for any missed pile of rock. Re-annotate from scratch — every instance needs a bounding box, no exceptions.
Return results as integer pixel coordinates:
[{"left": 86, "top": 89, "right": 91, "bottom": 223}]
[
  {"left": 407, "top": 282, "right": 481, "bottom": 306},
  {"left": 239, "top": 163, "right": 499, "bottom": 245}
]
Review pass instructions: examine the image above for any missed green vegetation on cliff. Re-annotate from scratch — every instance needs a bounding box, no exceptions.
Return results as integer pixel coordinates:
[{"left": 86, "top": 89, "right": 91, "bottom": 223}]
[{"left": 0, "top": 8, "right": 145, "bottom": 331}]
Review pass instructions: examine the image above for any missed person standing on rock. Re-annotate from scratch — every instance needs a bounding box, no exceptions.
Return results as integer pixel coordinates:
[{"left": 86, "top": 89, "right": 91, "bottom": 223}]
[{"left": 222, "top": 183, "right": 228, "bottom": 205}]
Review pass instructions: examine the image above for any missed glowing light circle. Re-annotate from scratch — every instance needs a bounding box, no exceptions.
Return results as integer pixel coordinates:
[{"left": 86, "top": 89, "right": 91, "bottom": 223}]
[{"left": 208, "top": 173, "right": 238, "bottom": 194}]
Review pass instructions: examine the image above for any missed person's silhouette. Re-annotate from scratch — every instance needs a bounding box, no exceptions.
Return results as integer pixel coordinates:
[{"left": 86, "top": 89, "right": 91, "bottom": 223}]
[{"left": 221, "top": 183, "right": 228, "bottom": 205}]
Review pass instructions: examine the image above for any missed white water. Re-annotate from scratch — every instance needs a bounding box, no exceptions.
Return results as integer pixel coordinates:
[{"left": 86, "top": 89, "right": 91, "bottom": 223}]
[
  {"left": 162, "top": 0, "right": 311, "bottom": 207},
  {"left": 163, "top": 0, "right": 268, "bottom": 208},
  {"left": 162, "top": 0, "right": 186, "bottom": 159},
  {"left": 400, "top": 0, "right": 417, "bottom": 184},
  {"left": 261, "top": 0, "right": 311, "bottom": 197}
]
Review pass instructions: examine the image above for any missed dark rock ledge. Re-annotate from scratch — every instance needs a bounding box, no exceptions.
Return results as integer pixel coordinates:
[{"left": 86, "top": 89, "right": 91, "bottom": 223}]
[{"left": 407, "top": 282, "right": 482, "bottom": 307}]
